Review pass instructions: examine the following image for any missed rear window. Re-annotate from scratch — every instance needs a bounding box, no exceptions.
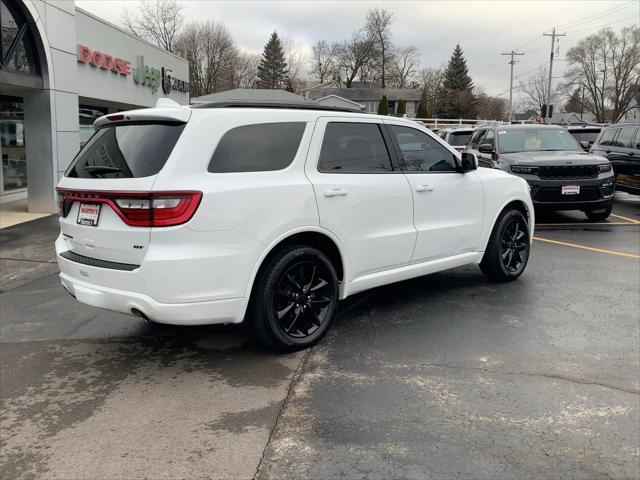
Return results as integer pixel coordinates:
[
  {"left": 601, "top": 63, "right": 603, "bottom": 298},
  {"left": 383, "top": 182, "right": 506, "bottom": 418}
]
[
  {"left": 568, "top": 129, "right": 601, "bottom": 143},
  {"left": 66, "top": 123, "right": 185, "bottom": 178},
  {"left": 448, "top": 131, "right": 473, "bottom": 146},
  {"left": 208, "top": 122, "right": 306, "bottom": 173}
]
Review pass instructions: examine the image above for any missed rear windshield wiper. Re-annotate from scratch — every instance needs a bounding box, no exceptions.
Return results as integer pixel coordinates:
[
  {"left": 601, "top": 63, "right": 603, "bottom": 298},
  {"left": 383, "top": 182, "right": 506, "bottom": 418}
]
[{"left": 83, "top": 165, "right": 123, "bottom": 175}]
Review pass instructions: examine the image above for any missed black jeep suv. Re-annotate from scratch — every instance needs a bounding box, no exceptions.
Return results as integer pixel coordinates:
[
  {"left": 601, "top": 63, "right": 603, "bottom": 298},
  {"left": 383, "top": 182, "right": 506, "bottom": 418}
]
[
  {"left": 590, "top": 123, "right": 640, "bottom": 195},
  {"left": 465, "top": 124, "right": 615, "bottom": 221}
]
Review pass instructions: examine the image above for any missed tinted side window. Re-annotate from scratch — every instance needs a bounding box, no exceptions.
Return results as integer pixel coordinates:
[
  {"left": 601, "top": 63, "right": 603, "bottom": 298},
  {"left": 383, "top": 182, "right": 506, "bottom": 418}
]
[
  {"left": 484, "top": 129, "right": 495, "bottom": 148},
  {"left": 318, "top": 123, "right": 392, "bottom": 173},
  {"left": 469, "top": 129, "right": 483, "bottom": 149},
  {"left": 389, "top": 125, "right": 457, "bottom": 172},
  {"left": 208, "top": 122, "right": 306, "bottom": 173},
  {"left": 66, "top": 123, "right": 185, "bottom": 178},
  {"left": 615, "top": 127, "right": 637, "bottom": 148},
  {"left": 597, "top": 128, "right": 618, "bottom": 147}
]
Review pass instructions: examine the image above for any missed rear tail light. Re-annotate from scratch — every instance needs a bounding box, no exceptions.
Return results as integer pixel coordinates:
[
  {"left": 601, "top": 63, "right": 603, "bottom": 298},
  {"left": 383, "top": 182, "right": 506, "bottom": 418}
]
[{"left": 56, "top": 189, "right": 202, "bottom": 227}]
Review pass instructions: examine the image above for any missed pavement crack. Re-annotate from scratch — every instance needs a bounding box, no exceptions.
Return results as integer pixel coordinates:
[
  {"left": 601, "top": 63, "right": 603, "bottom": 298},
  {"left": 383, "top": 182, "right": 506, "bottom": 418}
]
[
  {"left": 0, "top": 257, "right": 56, "bottom": 263},
  {"left": 419, "top": 362, "right": 640, "bottom": 395},
  {"left": 0, "top": 271, "right": 60, "bottom": 294},
  {"left": 253, "top": 347, "right": 312, "bottom": 480}
]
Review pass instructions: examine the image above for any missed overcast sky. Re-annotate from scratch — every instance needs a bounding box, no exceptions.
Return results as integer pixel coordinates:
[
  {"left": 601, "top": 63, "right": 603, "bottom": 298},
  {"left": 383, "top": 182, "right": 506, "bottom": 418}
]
[{"left": 75, "top": 0, "right": 639, "bottom": 101}]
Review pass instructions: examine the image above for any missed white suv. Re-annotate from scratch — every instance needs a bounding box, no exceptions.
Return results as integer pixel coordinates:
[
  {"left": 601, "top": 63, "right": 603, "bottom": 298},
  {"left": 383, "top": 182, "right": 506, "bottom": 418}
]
[{"left": 56, "top": 101, "right": 534, "bottom": 351}]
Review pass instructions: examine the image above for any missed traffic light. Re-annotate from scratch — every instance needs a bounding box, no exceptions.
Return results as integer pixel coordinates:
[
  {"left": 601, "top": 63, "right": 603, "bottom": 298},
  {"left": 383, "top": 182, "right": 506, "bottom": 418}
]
[
  {"left": 541, "top": 104, "right": 547, "bottom": 118},
  {"left": 548, "top": 104, "right": 554, "bottom": 118}
]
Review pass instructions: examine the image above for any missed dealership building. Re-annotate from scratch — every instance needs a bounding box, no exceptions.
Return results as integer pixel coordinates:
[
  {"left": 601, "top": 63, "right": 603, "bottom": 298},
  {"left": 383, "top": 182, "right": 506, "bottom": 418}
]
[{"left": 0, "top": 0, "right": 189, "bottom": 213}]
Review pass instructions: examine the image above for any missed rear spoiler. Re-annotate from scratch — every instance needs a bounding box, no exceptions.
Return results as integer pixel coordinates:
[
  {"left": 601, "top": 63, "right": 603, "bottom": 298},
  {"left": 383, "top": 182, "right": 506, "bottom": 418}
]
[{"left": 94, "top": 100, "right": 191, "bottom": 128}]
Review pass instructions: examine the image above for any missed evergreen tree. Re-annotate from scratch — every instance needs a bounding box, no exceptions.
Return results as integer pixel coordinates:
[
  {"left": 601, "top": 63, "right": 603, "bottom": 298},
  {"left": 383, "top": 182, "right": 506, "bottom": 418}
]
[
  {"left": 284, "top": 78, "right": 295, "bottom": 93},
  {"left": 443, "top": 44, "right": 476, "bottom": 118},
  {"left": 416, "top": 89, "right": 429, "bottom": 118},
  {"left": 377, "top": 94, "right": 389, "bottom": 115},
  {"left": 564, "top": 88, "right": 583, "bottom": 113},
  {"left": 257, "top": 32, "right": 288, "bottom": 89},
  {"left": 397, "top": 100, "right": 406, "bottom": 116}
]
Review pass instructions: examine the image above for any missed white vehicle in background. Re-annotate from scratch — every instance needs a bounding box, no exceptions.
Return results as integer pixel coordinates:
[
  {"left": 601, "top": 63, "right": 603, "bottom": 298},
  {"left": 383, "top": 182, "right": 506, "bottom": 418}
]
[
  {"left": 56, "top": 100, "right": 534, "bottom": 351},
  {"left": 438, "top": 127, "right": 476, "bottom": 153}
]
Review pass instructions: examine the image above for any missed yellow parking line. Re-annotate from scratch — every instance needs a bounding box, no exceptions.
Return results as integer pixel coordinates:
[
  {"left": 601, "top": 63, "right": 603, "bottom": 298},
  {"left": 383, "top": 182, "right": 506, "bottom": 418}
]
[
  {"left": 610, "top": 213, "right": 640, "bottom": 224},
  {"left": 536, "top": 222, "right": 635, "bottom": 226},
  {"left": 533, "top": 236, "right": 640, "bottom": 260}
]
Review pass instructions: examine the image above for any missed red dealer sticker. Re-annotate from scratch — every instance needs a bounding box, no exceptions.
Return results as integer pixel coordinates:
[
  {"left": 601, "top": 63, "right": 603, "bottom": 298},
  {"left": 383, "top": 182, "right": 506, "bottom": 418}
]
[{"left": 77, "top": 45, "right": 131, "bottom": 76}]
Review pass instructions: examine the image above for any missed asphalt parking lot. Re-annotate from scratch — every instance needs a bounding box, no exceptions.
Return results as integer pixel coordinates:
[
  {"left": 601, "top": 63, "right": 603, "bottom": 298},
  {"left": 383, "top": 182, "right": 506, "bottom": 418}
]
[{"left": 1, "top": 192, "right": 639, "bottom": 480}]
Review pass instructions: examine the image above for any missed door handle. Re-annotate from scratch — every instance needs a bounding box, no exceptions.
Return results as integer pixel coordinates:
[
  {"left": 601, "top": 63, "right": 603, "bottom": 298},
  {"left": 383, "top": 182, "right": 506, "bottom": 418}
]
[
  {"left": 415, "top": 184, "right": 434, "bottom": 192},
  {"left": 323, "top": 188, "right": 348, "bottom": 197}
]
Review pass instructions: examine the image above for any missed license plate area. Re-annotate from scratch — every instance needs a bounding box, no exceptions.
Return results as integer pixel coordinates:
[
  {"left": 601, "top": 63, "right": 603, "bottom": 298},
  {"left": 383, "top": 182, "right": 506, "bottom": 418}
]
[
  {"left": 77, "top": 203, "right": 101, "bottom": 226},
  {"left": 561, "top": 185, "right": 580, "bottom": 195}
]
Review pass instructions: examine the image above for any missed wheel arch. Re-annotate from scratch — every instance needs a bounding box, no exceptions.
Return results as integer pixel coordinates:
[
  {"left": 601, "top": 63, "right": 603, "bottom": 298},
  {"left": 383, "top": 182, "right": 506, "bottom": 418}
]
[
  {"left": 484, "top": 197, "right": 534, "bottom": 251},
  {"left": 244, "top": 227, "right": 347, "bottom": 299}
]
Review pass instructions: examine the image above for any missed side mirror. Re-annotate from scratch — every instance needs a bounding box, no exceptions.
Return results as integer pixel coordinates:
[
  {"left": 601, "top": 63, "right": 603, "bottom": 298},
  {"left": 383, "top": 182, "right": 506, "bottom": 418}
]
[
  {"left": 579, "top": 140, "right": 590, "bottom": 150},
  {"left": 478, "top": 143, "right": 494, "bottom": 154},
  {"left": 459, "top": 152, "right": 478, "bottom": 172}
]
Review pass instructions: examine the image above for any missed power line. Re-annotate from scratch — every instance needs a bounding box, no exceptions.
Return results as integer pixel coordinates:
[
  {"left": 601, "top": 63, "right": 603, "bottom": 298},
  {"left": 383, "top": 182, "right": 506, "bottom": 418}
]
[
  {"left": 565, "top": 14, "right": 639, "bottom": 34},
  {"left": 555, "top": 0, "right": 637, "bottom": 29}
]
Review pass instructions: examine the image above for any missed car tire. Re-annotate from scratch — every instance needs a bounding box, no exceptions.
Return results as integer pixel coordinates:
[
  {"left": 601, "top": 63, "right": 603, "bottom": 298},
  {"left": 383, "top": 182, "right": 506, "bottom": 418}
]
[
  {"left": 480, "top": 208, "right": 530, "bottom": 282},
  {"left": 585, "top": 204, "right": 613, "bottom": 222},
  {"left": 249, "top": 245, "right": 339, "bottom": 352}
]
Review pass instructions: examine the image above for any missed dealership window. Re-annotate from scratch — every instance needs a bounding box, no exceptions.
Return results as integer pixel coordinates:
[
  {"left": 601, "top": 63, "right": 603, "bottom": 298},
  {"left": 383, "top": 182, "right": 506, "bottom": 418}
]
[
  {"left": 0, "top": 95, "right": 27, "bottom": 192},
  {"left": 0, "top": 0, "right": 40, "bottom": 76},
  {"left": 79, "top": 105, "right": 108, "bottom": 147}
]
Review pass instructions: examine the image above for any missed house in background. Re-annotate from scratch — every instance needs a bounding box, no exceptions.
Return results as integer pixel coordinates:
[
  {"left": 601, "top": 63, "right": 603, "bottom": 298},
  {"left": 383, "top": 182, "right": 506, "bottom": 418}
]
[
  {"left": 314, "top": 94, "right": 366, "bottom": 111},
  {"left": 191, "top": 88, "right": 314, "bottom": 104},
  {"left": 513, "top": 109, "right": 597, "bottom": 124},
  {"left": 306, "top": 87, "right": 422, "bottom": 116}
]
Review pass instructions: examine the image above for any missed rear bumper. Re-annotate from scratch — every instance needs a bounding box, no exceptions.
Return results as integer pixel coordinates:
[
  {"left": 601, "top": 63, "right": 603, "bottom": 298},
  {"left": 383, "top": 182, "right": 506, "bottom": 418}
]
[{"left": 59, "top": 271, "right": 248, "bottom": 325}]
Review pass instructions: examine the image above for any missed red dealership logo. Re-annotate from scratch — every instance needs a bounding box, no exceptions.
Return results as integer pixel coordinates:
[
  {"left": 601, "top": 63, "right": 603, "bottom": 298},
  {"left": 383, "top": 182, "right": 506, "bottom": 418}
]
[{"left": 77, "top": 45, "right": 131, "bottom": 76}]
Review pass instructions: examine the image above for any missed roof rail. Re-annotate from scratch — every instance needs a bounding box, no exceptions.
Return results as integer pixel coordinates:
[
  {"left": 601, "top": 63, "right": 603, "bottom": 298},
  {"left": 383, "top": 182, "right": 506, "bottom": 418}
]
[{"left": 190, "top": 100, "right": 363, "bottom": 113}]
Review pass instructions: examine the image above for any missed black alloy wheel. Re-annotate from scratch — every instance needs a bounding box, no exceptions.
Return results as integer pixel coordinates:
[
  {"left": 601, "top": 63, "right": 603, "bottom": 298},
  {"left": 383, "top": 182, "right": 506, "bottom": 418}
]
[
  {"left": 273, "top": 261, "right": 334, "bottom": 338},
  {"left": 480, "top": 208, "right": 530, "bottom": 281},
  {"left": 500, "top": 215, "right": 529, "bottom": 274},
  {"left": 250, "top": 245, "right": 338, "bottom": 351}
]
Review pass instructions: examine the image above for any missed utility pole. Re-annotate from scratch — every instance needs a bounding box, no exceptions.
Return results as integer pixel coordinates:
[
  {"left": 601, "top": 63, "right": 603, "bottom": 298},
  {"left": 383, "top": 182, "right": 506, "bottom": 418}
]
[
  {"left": 543, "top": 27, "right": 565, "bottom": 123},
  {"left": 501, "top": 50, "right": 525, "bottom": 123}
]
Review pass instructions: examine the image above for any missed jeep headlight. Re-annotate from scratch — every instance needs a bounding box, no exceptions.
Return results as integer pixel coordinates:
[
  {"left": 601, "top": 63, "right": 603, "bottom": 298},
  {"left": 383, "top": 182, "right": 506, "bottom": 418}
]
[
  {"left": 598, "top": 163, "right": 612, "bottom": 173},
  {"left": 511, "top": 165, "right": 538, "bottom": 174}
]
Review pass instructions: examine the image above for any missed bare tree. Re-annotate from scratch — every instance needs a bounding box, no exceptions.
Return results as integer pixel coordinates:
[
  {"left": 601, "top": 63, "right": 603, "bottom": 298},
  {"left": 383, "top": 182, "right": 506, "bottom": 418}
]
[
  {"left": 282, "top": 37, "right": 306, "bottom": 87},
  {"left": 310, "top": 40, "right": 337, "bottom": 83},
  {"left": 122, "top": 0, "right": 184, "bottom": 53},
  {"left": 365, "top": 8, "right": 394, "bottom": 88},
  {"left": 390, "top": 46, "right": 418, "bottom": 88},
  {"left": 476, "top": 90, "right": 508, "bottom": 120},
  {"left": 334, "top": 31, "right": 377, "bottom": 88},
  {"left": 519, "top": 66, "right": 549, "bottom": 112},
  {"left": 565, "top": 26, "right": 640, "bottom": 122},
  {"left": 416, "top": 67, "right": 445, "bottom": 116},
  {"left": 174, "top": 21, "right": 238, "bottom": 97},
  {"left": 231, "top": 51, "right": 261, "bottom": 89}
]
